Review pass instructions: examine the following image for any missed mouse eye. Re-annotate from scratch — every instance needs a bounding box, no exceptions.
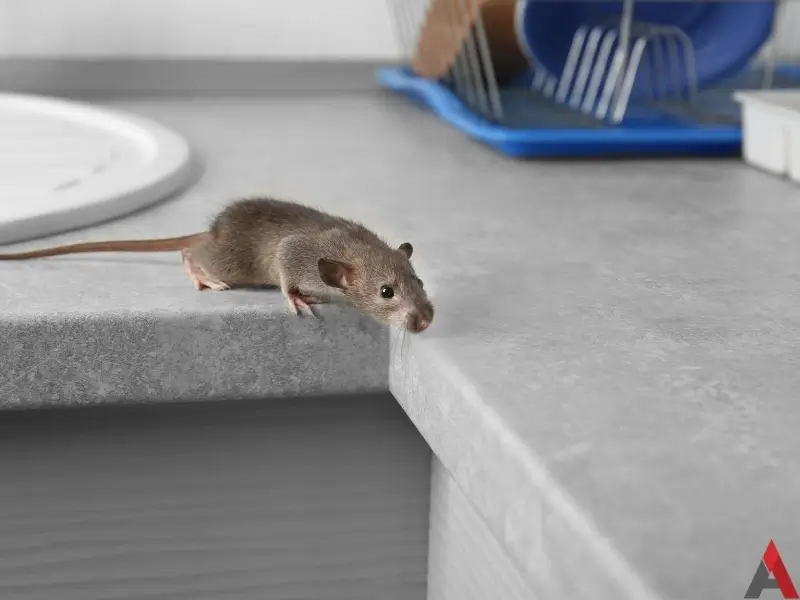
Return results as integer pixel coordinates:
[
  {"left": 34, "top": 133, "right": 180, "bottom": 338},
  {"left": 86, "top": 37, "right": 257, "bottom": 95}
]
[{"left": 380, "top": 285, "right": 394, "bottom": 299}]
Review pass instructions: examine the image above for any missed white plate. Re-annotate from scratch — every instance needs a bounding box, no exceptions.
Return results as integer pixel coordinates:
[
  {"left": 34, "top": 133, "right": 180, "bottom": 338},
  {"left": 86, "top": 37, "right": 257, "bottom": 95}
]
[{"left": 0, "top": 93, "right": 193, "bottom": 245}]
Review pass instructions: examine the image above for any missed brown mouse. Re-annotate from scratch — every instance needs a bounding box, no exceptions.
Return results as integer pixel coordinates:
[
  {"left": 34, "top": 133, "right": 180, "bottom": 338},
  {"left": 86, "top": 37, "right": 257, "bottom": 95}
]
[{"left": 0, "top": 197, "right": 434, "bottom": 333}]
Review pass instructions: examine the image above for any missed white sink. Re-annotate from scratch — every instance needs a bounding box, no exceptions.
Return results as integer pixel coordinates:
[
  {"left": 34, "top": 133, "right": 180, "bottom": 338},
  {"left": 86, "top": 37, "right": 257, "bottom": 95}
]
[{"left": 0, "top": 93, "right": 193, "bottom": 245}]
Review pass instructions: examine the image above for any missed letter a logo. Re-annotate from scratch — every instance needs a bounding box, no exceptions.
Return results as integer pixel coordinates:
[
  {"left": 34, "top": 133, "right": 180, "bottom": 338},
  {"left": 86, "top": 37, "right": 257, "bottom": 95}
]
[{"left": 745, "top": 540, "right": 799, "bottom": 599}]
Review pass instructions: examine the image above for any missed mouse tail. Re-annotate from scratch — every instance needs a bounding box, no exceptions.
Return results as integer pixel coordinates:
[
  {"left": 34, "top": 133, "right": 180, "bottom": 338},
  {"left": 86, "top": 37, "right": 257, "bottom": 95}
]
[{"left": 0, "top": 233, "right": 207, "bottom": 260}]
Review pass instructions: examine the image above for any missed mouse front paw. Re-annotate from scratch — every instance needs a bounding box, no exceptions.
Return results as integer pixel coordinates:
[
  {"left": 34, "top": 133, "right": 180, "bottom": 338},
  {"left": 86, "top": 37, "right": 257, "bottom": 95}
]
[{"left": 284, "top": 291, "right": 318, "bottom": 318}]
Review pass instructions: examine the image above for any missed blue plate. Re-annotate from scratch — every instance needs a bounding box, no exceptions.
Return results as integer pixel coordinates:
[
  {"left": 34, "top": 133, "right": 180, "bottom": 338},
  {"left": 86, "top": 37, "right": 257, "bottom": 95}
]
[{"left": 516, "top": 0, "right": 777, "bottom": 98}]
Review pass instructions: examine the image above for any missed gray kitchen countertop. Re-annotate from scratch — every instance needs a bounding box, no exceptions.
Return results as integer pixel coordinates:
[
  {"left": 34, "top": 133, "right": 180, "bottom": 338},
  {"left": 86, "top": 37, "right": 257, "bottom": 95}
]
[{"left": 1, "top": 92, "right": 799, "bottom": 600}]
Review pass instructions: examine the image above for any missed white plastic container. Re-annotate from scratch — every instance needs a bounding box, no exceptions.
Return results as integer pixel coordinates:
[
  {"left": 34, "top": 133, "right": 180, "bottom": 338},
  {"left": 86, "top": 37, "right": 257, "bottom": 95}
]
[{"left": 734, "top": 89, "right": 800, "bottom": 183}]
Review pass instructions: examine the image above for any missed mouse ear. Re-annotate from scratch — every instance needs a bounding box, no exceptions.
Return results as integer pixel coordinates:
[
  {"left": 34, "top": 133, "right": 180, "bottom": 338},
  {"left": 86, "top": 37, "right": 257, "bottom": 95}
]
[
  {"left": 318, "top": 258, "right": 353, "bottom": 289},
  {"left": 398, "top": 242, "right": 413, "bottom": 259}
]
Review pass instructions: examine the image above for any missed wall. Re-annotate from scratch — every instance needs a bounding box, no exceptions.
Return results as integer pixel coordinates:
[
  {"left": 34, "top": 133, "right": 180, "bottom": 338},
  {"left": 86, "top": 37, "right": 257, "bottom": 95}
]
[
  {"left": 0, "top": 0, "right": 797, "bottom": 62},
  {"left": 0, "top": 0, "right": 403, "bottom": 59}
]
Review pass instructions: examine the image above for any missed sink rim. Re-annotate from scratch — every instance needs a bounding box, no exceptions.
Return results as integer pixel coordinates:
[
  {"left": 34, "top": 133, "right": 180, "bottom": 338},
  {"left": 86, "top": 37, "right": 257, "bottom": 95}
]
[{"left": 0, "top": 92, "right": 193, "bottom": 246}]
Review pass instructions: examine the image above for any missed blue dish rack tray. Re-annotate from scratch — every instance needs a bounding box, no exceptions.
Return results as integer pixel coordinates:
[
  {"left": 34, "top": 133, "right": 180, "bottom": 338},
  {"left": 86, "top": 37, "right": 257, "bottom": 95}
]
[{"left": 377, "top": 64, "right": 800, "bottom": 158}]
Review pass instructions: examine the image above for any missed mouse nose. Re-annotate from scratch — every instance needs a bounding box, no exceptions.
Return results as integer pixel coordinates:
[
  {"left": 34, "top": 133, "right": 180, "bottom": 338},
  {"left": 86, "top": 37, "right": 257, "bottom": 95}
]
[{"left": 408, "top": 306, "right": 433, "bottom": 333}]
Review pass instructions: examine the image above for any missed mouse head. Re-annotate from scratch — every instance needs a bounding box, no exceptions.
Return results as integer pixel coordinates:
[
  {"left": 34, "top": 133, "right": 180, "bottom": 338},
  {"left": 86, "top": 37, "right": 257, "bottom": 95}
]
[{"left": 318, "top": 241, "right": 434, "bottom": 333}]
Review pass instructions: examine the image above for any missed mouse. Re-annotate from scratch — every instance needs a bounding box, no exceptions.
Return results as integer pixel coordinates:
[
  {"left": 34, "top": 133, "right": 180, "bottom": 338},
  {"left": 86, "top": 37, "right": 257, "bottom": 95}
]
[{"left": 0, "top": 197, "right": 435, "bottom": 333}]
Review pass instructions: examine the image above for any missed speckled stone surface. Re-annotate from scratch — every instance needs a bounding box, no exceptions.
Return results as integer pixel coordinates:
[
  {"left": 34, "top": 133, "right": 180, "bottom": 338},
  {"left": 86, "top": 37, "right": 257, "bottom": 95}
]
[
  {"left": 0, "top": 306, "right": 388, "bottom": 409},
  {"left": 1, "top": 94, "right": 799, "bottom": 599}
]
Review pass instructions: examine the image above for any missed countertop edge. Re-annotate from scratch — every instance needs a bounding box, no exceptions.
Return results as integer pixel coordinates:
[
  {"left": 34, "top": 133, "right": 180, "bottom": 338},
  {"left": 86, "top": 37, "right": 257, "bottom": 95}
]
[
  {"left": 0, "top": 306, "right": 390, "bottom": 409},
  {"left": 389, "top": 335, "right": 667, "bottom": 600}
]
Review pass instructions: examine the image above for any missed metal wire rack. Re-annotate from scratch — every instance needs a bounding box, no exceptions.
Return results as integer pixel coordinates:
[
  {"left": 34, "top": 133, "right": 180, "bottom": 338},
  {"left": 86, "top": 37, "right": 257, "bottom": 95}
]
[{"left": 381, "top": 0, "right": 800, "bottom": 157}]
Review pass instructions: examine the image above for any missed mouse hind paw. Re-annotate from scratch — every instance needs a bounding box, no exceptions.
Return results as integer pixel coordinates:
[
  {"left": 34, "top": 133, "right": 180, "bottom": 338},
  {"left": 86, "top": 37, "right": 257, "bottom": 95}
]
[
  {"left": 181, "top": 249, "right": 231, "bottom": 291},
  {"left": 203, "top": 279, "right": 231, "bottom": 292}
]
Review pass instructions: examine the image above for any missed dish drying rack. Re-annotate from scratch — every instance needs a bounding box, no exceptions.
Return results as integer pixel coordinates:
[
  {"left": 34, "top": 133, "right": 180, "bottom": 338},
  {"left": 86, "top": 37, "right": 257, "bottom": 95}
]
[{"left": 379, "top": 0, "right": 800, "bottom": 158}]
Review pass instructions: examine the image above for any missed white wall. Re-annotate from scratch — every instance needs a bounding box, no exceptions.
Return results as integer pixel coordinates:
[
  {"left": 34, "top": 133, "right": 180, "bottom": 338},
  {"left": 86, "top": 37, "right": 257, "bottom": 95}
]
[
  {"left": 0, "top": 0, "right": 404, "bottom": 59},
  {"left": 0, "top": 0, "right": 798, "bottom": 62}
]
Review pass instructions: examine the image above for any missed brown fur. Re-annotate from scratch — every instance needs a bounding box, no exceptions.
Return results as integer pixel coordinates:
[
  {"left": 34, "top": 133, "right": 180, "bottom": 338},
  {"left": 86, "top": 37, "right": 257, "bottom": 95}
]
[{"left": 0, "top": 197, "right": 435, "bottom": 333}]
